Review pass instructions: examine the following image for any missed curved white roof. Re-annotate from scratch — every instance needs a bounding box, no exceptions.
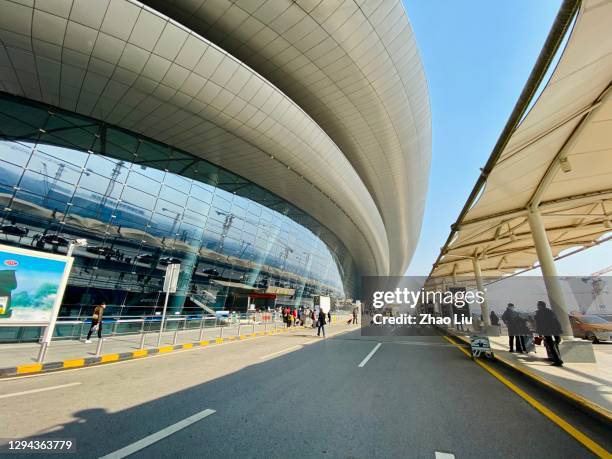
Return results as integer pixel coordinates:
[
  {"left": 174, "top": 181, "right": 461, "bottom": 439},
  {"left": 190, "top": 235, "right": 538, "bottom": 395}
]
[
  {"left": 0, "top": 0, "right": 432, "bottom": 277},
  {"left": 144, "top": 0, "right": 432, "bottom": 275}
]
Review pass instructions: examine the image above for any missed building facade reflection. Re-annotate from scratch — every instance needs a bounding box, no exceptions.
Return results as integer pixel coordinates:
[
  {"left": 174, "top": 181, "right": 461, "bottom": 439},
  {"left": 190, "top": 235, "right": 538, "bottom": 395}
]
[{"left": 0, "top": 95, "right": 358, "bottom": 326}]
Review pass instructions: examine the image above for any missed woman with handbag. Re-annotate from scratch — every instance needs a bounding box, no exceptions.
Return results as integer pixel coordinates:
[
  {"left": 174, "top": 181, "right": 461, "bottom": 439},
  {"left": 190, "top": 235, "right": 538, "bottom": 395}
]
[{"left": 85, "top": 302, "right": 106, "bottom": 343}]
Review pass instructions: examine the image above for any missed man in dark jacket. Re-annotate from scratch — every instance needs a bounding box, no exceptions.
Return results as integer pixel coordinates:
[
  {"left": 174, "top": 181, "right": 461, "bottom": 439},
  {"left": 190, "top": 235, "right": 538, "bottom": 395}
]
[
  {"left": 501, "top": 303, "right": 524, "bottom": 352},
  {"left": 317, "top": 309, "right": 326, "bottom": 338},
  {"left": 534, "top": 300, "right": 563, "bottom": 366}
]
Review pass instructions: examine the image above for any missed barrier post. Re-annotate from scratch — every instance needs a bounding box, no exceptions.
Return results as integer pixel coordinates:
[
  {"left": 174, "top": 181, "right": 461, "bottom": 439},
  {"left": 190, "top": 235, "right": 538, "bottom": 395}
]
[
  {"left": 172, "top": 319, "right": 181, "bottom": 345},
  {"left": 95, "top": 337, "right": 104, "bottom": 357},
  {"left": 139, "top": 319, "right": 146, "bottom": 349},
  {"left": 198, "top": 316, "right": 206, "bottom": 341}
]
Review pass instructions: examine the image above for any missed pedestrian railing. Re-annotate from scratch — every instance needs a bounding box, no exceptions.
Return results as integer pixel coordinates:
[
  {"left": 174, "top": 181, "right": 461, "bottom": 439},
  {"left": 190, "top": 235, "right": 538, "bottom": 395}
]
[{"left": 0, "top": 312, "right": 353, "bottom": 363}]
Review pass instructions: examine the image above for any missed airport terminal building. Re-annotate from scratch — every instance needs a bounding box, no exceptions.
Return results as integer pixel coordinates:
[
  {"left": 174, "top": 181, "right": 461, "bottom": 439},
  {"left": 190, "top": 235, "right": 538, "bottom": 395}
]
[{"left": 0, "top": 0, "right": 430, "bottom": 320}]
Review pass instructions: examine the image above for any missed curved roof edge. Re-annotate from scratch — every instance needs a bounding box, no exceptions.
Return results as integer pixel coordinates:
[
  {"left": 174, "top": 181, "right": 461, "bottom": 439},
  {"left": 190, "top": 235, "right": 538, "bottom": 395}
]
[
  {"left": 0, "top": 0, "right": 391, "bottom": 276},
  {"left": 141, "top": 0, "right": 432, "bottom": 276}
]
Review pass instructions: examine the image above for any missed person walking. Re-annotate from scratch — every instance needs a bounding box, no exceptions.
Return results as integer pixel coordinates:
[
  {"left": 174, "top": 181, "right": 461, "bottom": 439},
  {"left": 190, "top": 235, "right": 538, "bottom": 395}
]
[
  {"left": 317, "top": 309, "right": 326, "bottom": 338},
  {"left": 534, "top": 300, "right": 564, "bottom": 366},
  {"left": 352, "top": 306, "right": 359, "bottom": 325},
  {"left": 501, "top": 303, "right": 524, "bottom": 353},
  {"left": 85, "top": 302, "right": 106, "bottom": 343}
]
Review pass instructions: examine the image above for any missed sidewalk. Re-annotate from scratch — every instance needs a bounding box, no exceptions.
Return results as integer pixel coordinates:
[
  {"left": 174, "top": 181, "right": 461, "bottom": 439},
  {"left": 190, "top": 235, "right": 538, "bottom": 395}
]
[
  {"left": 449, "top": 329, "right": 612, "bottom": 418},
  {"left": 0, "top": 318, "right": 355, "bottom": 377}
]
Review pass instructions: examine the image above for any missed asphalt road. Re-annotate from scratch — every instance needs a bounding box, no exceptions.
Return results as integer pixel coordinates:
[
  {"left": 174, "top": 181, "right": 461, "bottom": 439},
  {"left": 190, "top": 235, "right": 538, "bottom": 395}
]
[{"left": 0, "top": 324, "right": 608, "bottom": 458}]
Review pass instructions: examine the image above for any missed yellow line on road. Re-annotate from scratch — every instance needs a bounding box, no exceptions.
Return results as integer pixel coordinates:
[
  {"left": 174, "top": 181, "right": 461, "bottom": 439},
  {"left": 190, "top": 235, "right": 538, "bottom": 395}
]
[{"left": 443, "top": 335, "right": 610, "bottom": 458}]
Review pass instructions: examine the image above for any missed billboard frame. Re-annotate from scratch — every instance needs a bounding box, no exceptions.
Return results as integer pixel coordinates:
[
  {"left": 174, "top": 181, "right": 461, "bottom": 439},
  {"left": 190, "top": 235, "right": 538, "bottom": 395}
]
[{"left": 0, "top": 243, "right": 74, "bottom": 361}]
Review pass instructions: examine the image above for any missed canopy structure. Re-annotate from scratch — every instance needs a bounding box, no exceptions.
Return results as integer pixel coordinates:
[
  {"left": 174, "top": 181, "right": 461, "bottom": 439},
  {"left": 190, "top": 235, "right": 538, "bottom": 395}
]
[{"left": 430, "top": 0, "right": 612, "bottom": 281}]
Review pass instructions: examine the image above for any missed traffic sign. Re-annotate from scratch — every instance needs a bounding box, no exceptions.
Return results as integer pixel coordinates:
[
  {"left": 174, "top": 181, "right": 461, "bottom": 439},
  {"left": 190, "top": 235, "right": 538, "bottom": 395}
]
[
  {"left": 163, "top": 263, "right": 181, "bottom": 293},
  {"left": 469, "top": 335, "right": 492, "bottom": 358}
]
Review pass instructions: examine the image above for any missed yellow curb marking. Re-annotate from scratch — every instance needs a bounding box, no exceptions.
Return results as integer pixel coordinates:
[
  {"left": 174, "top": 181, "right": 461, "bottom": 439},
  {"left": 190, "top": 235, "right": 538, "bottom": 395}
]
[
  {"left": 443, "top": 335, "right": 611, "bottom": 458},
  {"left": 158, "top": 346, "right": 174, "bottom": 353},
  {"left": 215, "top": 338, "right": 223, "bottom": 344},
  {"left": 63, "top": 359, "right": 85, "bottom": 368},
  {"left": 16, "top": 363, "right": 43, "bottom": 374},
  {"left": 182, "top": 343, "right": 193, "bottom": 349},
  {"left": 132, "top": 350, "right": 148, "bottom": 358},
  {"left": 100, "top": 354, "right": 119, "bottom": 363},
  {"left": 450, "top": 333, "right": 612, "bottom": 422},
  {"left": 200, "top": 340, "right": 209, "bottom": 346}
]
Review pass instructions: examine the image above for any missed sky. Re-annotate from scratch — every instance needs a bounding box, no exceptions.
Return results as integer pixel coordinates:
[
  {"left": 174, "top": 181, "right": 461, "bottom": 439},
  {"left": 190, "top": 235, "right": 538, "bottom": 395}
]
[{"left": 402, "top": 0, "right": 611, "bottom": 277}]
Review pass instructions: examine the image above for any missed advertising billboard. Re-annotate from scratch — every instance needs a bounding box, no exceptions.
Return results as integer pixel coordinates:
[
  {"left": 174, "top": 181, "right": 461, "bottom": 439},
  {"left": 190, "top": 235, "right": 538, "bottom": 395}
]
[{"left": 0, "top": 243, "right": 73, "bottom": 324}]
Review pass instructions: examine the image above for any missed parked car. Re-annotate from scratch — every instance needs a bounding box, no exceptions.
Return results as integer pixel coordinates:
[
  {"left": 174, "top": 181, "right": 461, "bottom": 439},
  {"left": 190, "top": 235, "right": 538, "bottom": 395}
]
[{"left": 569, "top": 314, "right": 612, "bottom": 343}]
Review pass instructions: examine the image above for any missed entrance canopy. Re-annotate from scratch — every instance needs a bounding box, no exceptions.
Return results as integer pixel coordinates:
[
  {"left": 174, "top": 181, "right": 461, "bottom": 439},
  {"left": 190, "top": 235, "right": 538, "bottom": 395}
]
[{"left": 431, "top": 0, "right": 612, "bottom": 280}]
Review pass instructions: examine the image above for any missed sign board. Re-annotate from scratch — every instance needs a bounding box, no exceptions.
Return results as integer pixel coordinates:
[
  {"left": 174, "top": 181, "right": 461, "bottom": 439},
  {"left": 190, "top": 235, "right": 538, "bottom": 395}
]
[
  {"left": 163, "top": 263, "right": 181, "bottom": 293},
  {"left": 315, "top": 295, "right": 331, "bottom": 314},
  {"left": 469, "top": 335, "right": 492, "bottom": 358},
  {"left": 0, "top": 243, "right": 72, "bottom": 324},
  {"left": 265, "top": 286, "right": 295, "bottom": 296}
]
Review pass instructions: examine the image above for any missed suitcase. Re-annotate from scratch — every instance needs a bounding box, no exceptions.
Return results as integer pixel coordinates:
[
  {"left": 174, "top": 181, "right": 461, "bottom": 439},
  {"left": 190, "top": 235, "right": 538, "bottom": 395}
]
[{"left": 523, "top": 336, "right": 535, "bottom": 353}]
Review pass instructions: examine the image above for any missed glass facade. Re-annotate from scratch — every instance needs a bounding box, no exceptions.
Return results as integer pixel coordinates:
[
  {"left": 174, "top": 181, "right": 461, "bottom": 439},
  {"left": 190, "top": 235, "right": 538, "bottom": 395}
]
[{"left": 0, "top": 93, "right": 359, "bottom": 321}]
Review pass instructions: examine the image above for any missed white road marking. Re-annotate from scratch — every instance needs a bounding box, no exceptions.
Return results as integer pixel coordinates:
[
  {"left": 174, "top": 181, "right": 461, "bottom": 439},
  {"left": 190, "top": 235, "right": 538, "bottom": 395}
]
[
  {"left": 358, "top": 342, "right": 382, "bottom": 367},
  {"left": 435, "top": 452, "right": 455, "bottom": 459},
  {"left": 0, "top": 382, "right": 81, "bottom": 399},
  {"left": 260, "top": 345, "right": 302, "bottom": 360},
  {"left": 99, "top": 408, "right": 216, "bottom": 459}
]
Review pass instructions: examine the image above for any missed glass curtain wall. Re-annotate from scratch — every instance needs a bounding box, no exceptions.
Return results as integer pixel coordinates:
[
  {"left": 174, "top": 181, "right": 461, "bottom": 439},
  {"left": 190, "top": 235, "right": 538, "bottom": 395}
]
[{"left": 0, "top": 94, "right": 359, "bottom": 324}]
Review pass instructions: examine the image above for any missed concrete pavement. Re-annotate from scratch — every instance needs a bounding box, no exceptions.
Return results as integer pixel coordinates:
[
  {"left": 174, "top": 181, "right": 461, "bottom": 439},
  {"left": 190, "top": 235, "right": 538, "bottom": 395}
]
[{"left": 0, "top": 327, "right": 609, "bottom": 458}]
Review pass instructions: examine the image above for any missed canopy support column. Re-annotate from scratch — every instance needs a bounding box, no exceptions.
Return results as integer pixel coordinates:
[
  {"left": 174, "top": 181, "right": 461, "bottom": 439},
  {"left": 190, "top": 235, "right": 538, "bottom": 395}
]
[
  {"left": 527, "top": 206, "right": 573, "bottom": 337},
  {"left": 471, "top": 257, "right": 491, "bottom": 327}
]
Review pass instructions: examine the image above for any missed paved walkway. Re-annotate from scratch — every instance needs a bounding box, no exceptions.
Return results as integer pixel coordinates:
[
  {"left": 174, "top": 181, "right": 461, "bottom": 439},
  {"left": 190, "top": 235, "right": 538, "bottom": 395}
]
[
  {"left": 487, "top": 335, "right": 612, "bottom": 414},
  {"left": 0, "top": 317, "right": 352, "bottom": 369},
  {"left": 449, "top": 328, "right": 612, "bottom": 415}
]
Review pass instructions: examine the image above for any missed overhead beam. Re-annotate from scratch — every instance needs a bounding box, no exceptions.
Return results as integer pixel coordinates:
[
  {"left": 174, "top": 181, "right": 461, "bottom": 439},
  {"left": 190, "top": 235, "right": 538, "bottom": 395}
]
[{"left": 456, "top": 190, "right": 612, "bottom": 230}]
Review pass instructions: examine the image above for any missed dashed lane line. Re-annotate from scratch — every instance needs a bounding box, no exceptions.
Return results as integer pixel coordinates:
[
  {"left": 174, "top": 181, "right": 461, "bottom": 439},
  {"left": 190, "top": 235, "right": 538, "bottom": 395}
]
[
  {"left": 99, "top": 408, "right": 216, "bottom": 459},
  {"left": 358, "top": 342, "right": 382, "bottom": 367}
]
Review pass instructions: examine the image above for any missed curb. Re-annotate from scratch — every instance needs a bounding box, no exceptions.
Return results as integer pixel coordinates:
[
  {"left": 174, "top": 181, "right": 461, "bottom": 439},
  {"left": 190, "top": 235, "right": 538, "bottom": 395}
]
[
  {"left": 444, "top": 329, "right": 612, "bottom": 423},
  {"left": 0, "top": 326, "right": 300, "bottom": 379}
]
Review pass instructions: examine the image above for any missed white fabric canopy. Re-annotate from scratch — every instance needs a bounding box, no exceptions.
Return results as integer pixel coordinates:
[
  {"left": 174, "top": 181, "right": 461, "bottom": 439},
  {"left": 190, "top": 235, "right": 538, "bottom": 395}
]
[{"left": 431, "top": 0, "right": 612, "bottom": 279}]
